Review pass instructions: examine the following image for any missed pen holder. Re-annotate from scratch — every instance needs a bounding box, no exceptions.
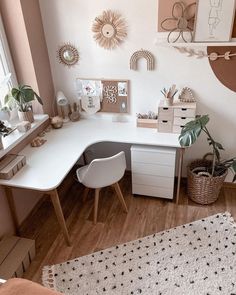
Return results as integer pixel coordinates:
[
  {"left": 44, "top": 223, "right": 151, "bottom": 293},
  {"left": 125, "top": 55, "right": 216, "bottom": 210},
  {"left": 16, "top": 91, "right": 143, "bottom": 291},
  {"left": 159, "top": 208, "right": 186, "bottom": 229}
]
[{"left": 163, "top": 97, "right": 174, "bottom": 106}]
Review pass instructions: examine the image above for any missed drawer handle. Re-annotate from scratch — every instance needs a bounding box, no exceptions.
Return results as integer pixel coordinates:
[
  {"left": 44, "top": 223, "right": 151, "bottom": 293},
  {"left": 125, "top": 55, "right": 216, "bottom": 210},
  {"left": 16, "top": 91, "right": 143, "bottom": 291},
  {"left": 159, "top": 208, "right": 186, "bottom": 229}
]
[
  {"left": 181, "top": 117, "right": 186, "bottom": 120},
  {"left": 181, "top": 108, "right": 187, "bottom": 111},
  {"left": 162, "top": 120, "right": 168, "bottom": 123},
  {"left": 180, "top": 125, "right": 184, "bottom": 128},
  {"left": 163, "top": 108, "right": 169, "bottom": 111}
]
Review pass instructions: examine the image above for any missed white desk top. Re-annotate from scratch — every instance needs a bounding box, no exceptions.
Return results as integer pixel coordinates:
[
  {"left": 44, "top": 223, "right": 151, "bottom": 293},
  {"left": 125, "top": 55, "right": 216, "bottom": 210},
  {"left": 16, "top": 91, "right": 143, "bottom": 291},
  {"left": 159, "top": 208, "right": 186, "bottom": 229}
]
[{"left": 0, "top": 118, "right": 180, "bottom": 191}]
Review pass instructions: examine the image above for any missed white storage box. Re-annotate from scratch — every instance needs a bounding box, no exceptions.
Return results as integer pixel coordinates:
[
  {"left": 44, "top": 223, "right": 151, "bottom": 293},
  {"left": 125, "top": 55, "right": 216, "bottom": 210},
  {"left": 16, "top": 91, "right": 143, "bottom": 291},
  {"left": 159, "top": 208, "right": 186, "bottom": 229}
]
[{"left": 131, "top": 145, "right": 176, "bottom": 199}]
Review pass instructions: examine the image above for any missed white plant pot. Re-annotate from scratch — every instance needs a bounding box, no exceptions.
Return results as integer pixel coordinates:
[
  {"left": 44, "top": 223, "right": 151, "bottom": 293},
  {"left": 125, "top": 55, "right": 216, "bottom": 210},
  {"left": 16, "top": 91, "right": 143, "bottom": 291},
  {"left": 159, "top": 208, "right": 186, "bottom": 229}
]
[{"left": 18, "top": 110, "right": 34, "bottom": 123}]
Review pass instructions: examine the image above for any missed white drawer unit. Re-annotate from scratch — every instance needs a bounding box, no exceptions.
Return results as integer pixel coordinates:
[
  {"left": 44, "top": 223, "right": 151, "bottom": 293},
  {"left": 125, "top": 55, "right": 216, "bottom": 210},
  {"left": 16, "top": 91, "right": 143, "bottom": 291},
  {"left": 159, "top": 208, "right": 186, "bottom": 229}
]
[{"left": 131, "top": 145, "right": 176, "bottom": 199}]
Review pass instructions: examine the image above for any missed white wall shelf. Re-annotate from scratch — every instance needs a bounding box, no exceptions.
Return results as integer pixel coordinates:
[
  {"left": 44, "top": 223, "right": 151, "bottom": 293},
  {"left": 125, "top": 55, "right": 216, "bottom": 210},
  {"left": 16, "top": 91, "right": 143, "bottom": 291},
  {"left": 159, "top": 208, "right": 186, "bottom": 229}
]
[{"left": 156, "top": 42, "right": 236, "bottom": 47}]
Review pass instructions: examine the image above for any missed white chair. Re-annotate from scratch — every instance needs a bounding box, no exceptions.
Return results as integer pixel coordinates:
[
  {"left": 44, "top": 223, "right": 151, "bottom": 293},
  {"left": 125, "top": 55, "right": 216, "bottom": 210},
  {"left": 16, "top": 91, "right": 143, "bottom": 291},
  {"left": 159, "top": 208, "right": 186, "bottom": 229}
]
[{"left": 76, "top": 151, "right": 128, "bottom": 224}]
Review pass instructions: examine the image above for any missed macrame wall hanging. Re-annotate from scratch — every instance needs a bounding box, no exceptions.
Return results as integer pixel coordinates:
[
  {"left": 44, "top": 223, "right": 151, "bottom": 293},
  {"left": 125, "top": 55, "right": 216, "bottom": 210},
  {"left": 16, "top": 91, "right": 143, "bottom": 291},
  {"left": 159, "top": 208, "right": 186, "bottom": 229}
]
[
  {"left": 92, "top": 10, "right": 127, "bottom": 50},
  {"left": 130, "top": 49, "right": 155, "bottom": 71},
  {"left": 174, "top": 46, "right": 236, "bottom": 61}
]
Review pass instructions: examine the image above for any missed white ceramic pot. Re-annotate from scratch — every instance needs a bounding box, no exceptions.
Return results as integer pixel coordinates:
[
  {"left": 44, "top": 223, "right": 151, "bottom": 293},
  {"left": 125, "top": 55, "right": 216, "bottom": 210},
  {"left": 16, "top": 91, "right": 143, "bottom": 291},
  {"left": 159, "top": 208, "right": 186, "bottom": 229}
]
[{"left": 18, "top": 110, "right": 34, "bottom": 123}]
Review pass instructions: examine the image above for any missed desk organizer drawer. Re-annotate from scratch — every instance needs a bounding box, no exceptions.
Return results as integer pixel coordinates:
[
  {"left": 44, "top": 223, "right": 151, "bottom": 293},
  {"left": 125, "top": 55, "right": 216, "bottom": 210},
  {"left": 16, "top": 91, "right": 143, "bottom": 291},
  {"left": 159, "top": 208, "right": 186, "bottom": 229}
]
[
  {"left": 158, "top": 107, "right": 173, "bottom": 118},
  {"left": 174, "top": 116, "right": 195, "bottom": 126},
  {"left": 158, "top": 120, "right": 173, "bottom": 133},
  {"left": 132, "top": 184, "right": 173, "bottom": 199},
  {"left": 174, "top": 107, "right": 196, "bottom": 118},
  {"left": 173, "top": 125, "right": 184, "bottom": 134},
  {"left": 132, "top": 173, "right": 174, "bottom": 188}
]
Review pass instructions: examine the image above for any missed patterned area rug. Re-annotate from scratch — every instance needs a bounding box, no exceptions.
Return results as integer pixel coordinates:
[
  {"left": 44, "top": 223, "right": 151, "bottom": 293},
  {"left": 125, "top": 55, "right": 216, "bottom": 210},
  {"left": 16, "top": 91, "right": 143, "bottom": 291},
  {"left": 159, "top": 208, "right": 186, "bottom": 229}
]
[{"left": 42, "top": 212, "right": 236, "bottom": 295}]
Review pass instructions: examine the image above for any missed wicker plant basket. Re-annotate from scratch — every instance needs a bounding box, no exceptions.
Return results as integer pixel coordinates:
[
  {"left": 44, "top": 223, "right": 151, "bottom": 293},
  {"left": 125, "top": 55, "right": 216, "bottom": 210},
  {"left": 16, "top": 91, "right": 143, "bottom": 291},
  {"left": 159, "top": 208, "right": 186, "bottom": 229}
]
[{"left": 187, "top": 159, "right": 227, "bottom": 205}]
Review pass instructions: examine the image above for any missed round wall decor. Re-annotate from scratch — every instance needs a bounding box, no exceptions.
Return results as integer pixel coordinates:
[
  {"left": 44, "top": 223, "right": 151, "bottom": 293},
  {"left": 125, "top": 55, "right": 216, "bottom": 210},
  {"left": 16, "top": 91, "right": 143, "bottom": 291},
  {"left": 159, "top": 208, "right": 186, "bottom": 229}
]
[
  {"left": 57, "top": 43, "right": 79, "bottom": 67},
  {"left": 207, "top": 46, "right": 236, "bottom": 93},
  {"left": 92, "top": 10, "right": 127, "bottom": 50}
]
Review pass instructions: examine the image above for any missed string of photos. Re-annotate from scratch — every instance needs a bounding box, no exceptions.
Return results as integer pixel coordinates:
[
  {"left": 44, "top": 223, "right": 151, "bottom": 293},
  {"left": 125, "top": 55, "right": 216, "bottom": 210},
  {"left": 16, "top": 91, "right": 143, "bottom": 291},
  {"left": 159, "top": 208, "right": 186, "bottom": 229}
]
[{"left": 76, "top": 79, "right": 129, "bottom": 115}]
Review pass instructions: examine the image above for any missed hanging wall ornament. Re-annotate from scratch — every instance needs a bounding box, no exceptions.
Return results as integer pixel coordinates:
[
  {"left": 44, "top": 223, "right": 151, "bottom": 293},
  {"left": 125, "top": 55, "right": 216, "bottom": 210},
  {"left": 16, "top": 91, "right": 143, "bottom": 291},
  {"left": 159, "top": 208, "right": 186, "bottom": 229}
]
[
  {"left": 92, "top": 10, "right": 127, "bottom": 50},
  {"left": 174, "top": 46, "right": 236, "bottom": 61},
  {"left": 130, "top": 49, "right": 155, "bottom": 71},
  {"left": 57, "top": 43, "right": 79, "bottom": 68},
  {"left": 161, "top": 1, "right": 196, "bottom": 43}
]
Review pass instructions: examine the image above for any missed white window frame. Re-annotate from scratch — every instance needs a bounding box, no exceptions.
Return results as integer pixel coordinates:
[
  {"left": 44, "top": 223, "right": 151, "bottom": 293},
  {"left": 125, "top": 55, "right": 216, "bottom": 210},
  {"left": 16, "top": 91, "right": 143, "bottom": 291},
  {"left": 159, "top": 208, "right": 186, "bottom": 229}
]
[{"left": 0, "top": 13, "right": 17, "bottom": 107}]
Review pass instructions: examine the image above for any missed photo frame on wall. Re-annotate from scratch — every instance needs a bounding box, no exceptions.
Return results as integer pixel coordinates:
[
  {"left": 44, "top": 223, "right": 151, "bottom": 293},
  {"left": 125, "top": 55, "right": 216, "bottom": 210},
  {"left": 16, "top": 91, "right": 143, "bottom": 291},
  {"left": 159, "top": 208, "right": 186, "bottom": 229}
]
[{"left": 194, "top": 0, "right": 236, "bottom": 42}]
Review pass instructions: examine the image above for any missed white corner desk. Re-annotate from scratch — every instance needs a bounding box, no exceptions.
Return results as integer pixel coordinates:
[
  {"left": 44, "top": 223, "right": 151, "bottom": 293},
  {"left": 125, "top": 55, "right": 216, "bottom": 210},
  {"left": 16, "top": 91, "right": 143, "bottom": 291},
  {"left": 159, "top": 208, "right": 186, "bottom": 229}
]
[{"left": 0, "top": 118, "right": 183, "bottom": 246}]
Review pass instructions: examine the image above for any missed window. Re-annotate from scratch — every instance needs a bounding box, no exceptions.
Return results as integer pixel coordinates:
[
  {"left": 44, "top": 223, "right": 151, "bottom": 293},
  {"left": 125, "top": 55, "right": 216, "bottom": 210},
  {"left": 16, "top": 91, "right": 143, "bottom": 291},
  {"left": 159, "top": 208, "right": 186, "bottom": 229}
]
[{"left": 0, "top": 14, "right": 17, "bottom": 108}]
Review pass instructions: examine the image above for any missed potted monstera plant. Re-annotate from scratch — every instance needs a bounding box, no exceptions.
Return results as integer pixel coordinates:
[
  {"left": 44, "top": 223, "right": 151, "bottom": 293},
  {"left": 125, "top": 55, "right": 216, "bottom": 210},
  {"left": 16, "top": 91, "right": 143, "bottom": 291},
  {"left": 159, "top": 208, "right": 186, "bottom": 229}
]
[
  {"left": 4, "top": 85, "right": 43, "bottom": 123},
  {"left": 179, "top": 115, "right": 236, "bottom": 205}
]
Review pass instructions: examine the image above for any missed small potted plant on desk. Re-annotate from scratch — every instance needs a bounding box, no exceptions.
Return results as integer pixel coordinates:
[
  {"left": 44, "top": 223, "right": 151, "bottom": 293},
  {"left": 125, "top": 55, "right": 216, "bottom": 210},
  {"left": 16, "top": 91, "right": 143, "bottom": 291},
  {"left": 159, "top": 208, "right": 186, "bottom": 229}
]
[
  {"left": 179, "top": 115, "right": 236, "bottom": 205},
  {"left": 4, "top": 85, "right": 43, "bottom": 123},
  {"left": 0, "top": 120, "right": 14, "bottom": 150}
]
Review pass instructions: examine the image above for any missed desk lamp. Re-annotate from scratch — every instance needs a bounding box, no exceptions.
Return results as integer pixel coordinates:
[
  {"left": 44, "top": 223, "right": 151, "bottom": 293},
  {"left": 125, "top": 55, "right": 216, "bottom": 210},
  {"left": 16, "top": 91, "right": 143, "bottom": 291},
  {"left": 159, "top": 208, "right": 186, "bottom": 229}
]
[{"left": 56, "top": 91, "right": 69, "bottom": 122}]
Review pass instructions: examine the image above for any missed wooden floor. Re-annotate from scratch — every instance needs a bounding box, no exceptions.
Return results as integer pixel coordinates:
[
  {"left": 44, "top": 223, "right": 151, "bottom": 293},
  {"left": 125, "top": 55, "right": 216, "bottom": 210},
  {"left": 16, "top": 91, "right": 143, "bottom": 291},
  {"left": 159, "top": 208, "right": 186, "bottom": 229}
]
[{"left": 21, "top": 172, "right": 236, "bottom": 283}]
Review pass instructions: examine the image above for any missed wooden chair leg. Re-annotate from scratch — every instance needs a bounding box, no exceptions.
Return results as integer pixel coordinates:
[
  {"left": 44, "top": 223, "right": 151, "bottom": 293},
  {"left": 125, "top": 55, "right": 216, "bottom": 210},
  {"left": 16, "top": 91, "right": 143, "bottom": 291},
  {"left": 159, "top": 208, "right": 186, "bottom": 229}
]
[
  {"left": 94, "top": 188, "right": 100, "bottom": 224},
  {"left": 83, "top": 187, "right": 90, "bottom": 203},
  {"left": 112, "top": 182, "right": 128, "bottom": 213}
]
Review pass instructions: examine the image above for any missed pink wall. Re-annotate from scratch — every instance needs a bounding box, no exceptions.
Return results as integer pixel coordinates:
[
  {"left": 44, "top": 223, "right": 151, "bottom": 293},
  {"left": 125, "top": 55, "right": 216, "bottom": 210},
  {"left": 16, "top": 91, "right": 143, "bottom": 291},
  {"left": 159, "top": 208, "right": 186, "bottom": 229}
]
[
  {"left": 0, "top": 0, "right": 55, "bottom": 237},
  {"left": 21, "top": 0, "right": 55, "bottom": 116}
]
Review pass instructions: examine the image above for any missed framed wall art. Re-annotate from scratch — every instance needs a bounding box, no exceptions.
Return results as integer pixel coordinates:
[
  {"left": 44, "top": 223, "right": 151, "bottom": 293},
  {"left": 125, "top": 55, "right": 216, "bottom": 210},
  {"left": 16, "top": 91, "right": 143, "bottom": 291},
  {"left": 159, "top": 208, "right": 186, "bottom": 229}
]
[{"left": 194, "top": 0, "right": 236, "bottom": 42}]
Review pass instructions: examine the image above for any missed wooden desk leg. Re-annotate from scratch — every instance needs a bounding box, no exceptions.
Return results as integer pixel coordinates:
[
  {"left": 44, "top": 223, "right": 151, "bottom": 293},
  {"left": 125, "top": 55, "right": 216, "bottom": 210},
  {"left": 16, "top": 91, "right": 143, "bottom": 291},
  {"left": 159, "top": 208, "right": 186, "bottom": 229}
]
[
  {"left": 4, "top": 186, "right": 20, "bottom": 235},
  {"left": 49, "top": 189, "right": 71, "bottom": 246},
  {"left": 176, "top": 148, "right": 185, "bottom": 205}
]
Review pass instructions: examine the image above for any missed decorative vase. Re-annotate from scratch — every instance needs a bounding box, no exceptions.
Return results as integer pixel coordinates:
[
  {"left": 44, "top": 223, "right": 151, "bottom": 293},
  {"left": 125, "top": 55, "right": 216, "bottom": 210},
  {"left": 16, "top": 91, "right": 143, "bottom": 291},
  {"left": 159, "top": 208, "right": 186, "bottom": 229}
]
[{"left": 18, "top": 110, "right": 34, "bottom": 123}]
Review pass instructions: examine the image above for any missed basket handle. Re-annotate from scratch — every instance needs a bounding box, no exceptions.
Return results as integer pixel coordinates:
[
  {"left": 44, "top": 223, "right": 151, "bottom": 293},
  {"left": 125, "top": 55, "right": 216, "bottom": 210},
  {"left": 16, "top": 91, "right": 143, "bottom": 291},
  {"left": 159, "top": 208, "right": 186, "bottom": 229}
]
[{"left": 203, "top": 153, "right": 213, "bottom": 161}]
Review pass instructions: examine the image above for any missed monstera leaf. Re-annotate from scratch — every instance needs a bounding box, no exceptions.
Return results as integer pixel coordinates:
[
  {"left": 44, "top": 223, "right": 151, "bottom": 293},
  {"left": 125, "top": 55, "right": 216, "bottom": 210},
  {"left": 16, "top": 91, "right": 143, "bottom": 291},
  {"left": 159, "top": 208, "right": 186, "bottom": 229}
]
[{"left": 179, "top": 115, "right": 209, "bottom": 147}]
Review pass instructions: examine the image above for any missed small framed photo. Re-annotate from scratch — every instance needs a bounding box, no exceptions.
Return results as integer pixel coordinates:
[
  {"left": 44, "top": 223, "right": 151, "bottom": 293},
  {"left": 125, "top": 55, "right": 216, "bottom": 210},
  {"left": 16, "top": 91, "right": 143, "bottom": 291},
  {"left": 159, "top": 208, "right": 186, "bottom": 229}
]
[{"left": 194, "top": 0, "right": 236, "bottom": 42}]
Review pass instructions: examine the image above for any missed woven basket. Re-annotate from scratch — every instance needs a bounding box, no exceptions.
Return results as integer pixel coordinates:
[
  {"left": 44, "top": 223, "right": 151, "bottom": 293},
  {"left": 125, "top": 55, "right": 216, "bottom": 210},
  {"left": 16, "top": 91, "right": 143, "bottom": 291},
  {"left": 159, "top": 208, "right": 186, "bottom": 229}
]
[{"left": 187, "top": 159, "right": 227, "bottom": 205}]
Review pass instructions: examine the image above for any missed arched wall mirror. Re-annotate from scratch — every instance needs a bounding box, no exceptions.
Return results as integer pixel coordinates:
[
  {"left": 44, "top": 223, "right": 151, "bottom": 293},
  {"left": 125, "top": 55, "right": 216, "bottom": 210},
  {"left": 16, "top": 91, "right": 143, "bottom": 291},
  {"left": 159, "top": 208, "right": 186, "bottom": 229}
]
[{"left": 57, "top": 43, "right": 79, "bottom": 67}]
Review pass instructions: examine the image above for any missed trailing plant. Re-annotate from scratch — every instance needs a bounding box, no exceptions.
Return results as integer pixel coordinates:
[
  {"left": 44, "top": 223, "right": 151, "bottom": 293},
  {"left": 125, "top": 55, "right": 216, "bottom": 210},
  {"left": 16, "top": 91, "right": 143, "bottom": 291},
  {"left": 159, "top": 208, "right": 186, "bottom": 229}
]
[
  {"left": 4, "top": 84, "right": 43, "bottom": 112},
  {"left": 179, "top": 115, "right": 236, "bottom": 181},
  {"left": 0, "top": 120, "right": 13, "bottom": 137}
]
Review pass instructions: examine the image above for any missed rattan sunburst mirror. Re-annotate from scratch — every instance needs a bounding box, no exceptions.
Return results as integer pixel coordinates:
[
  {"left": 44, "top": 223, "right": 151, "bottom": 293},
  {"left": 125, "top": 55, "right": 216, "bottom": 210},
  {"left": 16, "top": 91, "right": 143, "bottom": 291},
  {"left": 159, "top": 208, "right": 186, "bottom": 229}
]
[
  {"left": 92, "top": 10, "right": 127, "bottom": 50},
  {"left": 57, "top": 43, "right": 79, "bottom": 68}
]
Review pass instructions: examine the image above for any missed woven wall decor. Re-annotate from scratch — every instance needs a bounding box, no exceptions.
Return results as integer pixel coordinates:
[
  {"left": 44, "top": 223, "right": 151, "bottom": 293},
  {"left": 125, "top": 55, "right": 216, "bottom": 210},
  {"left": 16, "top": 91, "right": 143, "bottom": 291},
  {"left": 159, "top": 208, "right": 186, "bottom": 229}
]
[
  {"left": 57, "top": 43, "right": 79, "bottom": 67},
  {"left": 130, "top": 49, "right": 155, "bottom": 71},
  {"left": 161, "top": 1, "right": 196, "bottom": 43},
  {"left": 178, "top": 87, "right": 196, "bottom": 102},
  {"left": 92, "top": 10, "right": 127, "bottom": 50}
]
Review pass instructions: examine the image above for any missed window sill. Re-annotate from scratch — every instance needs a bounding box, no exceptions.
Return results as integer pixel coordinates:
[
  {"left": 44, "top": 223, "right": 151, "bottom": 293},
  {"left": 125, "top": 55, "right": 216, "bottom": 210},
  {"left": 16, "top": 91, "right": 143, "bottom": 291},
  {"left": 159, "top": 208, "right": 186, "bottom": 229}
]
[{"left": 0, "top": 114, "right": 49, "bottom": 159}]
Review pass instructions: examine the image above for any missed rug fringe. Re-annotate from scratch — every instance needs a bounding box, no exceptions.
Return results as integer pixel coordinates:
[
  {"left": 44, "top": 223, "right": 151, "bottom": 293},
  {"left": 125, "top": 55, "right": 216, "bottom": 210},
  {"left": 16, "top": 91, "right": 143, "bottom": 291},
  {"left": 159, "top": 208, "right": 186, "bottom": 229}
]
[
  {"left": 42, "top": 265, "right": 56, "bottom": 291},
  {"left": 222, "top": 211, "right": 236, "bottom": 228}
]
